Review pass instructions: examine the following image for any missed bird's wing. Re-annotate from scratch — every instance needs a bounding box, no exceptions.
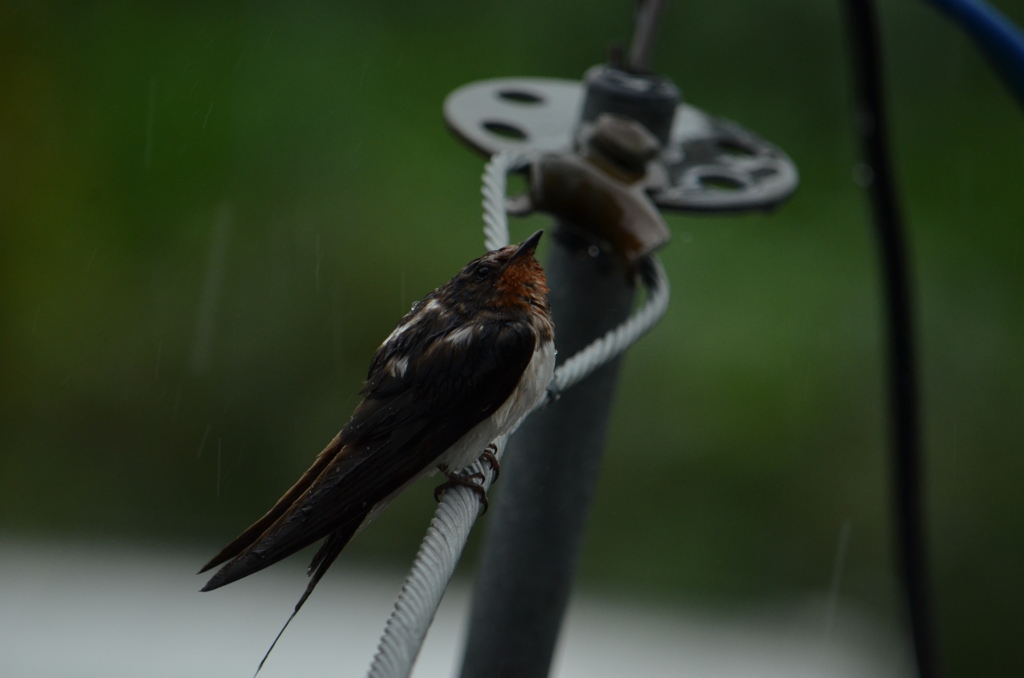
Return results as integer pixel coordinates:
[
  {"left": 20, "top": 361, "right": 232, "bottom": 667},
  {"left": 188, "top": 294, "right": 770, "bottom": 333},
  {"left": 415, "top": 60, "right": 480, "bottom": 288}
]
[
  {"left": 201, "top": 318, "right": 537, "bottom": 591},
  {"left": 198, "top": 431, "right": 347, "bottom": 574}
]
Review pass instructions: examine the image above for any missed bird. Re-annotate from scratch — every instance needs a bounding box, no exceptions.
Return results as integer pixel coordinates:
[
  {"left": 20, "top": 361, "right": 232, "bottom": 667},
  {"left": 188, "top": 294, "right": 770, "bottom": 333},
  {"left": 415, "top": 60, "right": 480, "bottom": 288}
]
[{"left": 198, "top": 230, "right": 554, "bottom": 669}]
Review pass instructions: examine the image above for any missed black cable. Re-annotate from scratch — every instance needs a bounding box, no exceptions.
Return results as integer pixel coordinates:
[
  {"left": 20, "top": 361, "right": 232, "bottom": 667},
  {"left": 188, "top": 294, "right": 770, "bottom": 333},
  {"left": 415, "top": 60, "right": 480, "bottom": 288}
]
[{"left": 841, "top": 1, "right": 939, "bottom": 676}]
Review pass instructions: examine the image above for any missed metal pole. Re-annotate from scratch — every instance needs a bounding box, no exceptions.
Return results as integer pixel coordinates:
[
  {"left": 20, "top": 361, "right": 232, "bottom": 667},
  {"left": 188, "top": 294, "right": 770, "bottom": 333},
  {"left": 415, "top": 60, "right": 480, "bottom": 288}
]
[
  {"left": 458, "top": 226, "right": 636, "bottom": 678},
  {"left": 629, "top": 0, "right": 667, "bottom": 72},
  {"left": 443, "top": 4, "right": 802, "bottom": 675}
]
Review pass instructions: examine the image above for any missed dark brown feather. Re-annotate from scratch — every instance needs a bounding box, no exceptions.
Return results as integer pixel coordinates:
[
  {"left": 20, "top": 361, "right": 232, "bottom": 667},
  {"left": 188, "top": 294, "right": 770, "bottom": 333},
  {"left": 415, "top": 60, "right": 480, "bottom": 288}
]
[
  {"left": 197, "top": 431, "right": 348, "bottom": 574},
  {"left": 200, "top": 233, "right": 551, "bottom": 605},
  {"left": 200, "top": 319, "right": 537, "bottom": 592}
]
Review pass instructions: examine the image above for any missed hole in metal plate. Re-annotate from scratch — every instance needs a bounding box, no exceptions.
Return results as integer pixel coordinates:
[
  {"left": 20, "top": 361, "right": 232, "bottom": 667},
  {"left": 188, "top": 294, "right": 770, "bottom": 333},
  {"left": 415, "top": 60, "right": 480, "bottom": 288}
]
[
  {"left": 498, "top": 89, "right": 544, "bottom": 104},
  {"left": 699, "top": 175, "right": 743, "bottom": 190},
  {"left": 483, "top": 121, "right": 529, "bottom": 140},
  {"left": 717, "top": 140, "right": 757, "bottom": 157}
]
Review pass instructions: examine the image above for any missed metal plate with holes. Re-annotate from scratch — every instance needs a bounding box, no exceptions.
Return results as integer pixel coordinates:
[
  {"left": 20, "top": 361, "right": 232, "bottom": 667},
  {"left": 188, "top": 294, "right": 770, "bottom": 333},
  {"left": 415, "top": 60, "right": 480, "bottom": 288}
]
[{"left": 444, "top": 77, "right": 799, "bottom": 213}]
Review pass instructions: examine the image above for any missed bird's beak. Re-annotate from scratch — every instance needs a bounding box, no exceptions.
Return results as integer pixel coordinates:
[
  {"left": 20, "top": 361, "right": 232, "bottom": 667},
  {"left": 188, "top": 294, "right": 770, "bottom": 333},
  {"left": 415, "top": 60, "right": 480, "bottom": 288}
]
[{"left": 502, "top": 230, "right": 544, "bottom": 271}]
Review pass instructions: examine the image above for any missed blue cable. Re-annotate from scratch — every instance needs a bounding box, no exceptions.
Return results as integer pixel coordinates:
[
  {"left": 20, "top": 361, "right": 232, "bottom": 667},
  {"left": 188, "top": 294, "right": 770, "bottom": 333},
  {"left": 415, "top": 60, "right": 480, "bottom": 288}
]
[{"left": 924, "top": 0, "right": 1024, "bottom": 106}]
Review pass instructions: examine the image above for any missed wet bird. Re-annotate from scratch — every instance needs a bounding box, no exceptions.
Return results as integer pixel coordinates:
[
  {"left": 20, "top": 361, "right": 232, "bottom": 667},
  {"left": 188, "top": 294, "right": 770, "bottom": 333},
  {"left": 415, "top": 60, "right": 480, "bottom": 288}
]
[{"left": 199, "top": 230, "right": 553, "bottom": 666}]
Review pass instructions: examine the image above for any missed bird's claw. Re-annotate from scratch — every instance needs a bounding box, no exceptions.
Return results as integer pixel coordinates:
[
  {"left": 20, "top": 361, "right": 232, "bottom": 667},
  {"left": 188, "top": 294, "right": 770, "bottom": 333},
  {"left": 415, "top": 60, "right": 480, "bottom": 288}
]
[
  {"left": 434, "top": 470, "right": 489, "bottom": 514},
  {"left": 479, "top": 443, "right": 500, "bottom": 480}
]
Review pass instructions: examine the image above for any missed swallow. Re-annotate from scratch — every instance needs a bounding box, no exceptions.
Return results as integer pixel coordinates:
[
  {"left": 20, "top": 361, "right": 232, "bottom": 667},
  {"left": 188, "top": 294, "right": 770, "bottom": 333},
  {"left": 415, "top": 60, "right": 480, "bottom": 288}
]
[{"left": 199, "top": 230, "right": 554, "bottom": 668}]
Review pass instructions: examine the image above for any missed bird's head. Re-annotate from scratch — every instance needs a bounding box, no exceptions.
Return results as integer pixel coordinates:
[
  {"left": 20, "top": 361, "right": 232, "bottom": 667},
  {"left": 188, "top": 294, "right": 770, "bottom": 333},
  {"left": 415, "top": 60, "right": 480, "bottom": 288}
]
[{"left": 443, "top": 230, "right": 549, "bottom": 315}]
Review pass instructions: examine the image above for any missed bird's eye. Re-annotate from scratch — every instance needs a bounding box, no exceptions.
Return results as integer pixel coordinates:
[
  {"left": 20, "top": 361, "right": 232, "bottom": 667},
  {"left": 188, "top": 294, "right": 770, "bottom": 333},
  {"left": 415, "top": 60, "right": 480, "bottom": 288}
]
[{"left": 475, "top": 266, "right": 491, "bottom": 279}]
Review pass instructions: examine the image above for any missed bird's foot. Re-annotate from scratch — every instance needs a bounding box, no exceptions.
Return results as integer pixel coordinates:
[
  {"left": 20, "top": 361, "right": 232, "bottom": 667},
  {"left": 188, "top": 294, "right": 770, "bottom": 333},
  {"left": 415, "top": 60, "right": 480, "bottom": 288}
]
[
  {"left": 434, "top": 468, "right": 488, "bottom": 514},
  {"left": 479, "top": 444, "right": 500, "bottom": 480}
]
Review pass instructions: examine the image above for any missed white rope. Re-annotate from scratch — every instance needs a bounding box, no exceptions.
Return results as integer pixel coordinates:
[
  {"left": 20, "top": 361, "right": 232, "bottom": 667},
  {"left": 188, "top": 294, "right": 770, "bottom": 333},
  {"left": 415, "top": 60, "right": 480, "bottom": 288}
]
[
  {"left": 547, "top": 255, "right": 669, "bottom": 397},
  {"left": 366, "top": 152, "right": 670, "bottom": 678},
  {"left": 481, "top": 150, "right": 525, "bottom": 252},
  {"left": 366, "top": 435, "right": 508, "bottom": 678}
]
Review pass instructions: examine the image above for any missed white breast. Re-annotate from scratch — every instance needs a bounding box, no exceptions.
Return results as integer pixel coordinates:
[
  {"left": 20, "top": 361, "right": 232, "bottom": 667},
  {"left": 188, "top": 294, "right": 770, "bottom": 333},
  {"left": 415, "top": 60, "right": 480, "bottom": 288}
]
[{"left": 436, "top": 338, "right": 556, "bottom": 473}]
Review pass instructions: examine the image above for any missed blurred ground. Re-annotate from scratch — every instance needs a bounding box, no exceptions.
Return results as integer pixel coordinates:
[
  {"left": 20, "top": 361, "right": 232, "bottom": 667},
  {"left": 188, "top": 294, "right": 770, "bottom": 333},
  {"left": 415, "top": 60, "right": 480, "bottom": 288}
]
[
  {"left": 1, "top": 1, "right": 1023, "bottom": 675},
  {"left": 0, "top": 538, "right": 910, "bottom": 678}
]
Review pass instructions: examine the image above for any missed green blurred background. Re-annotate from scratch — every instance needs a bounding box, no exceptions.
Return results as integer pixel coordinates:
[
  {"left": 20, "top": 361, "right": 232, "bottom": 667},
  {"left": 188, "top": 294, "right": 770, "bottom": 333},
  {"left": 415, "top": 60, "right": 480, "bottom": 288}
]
[{"left": 2, "top": 0, "right": 1022, "bottom": 674}]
